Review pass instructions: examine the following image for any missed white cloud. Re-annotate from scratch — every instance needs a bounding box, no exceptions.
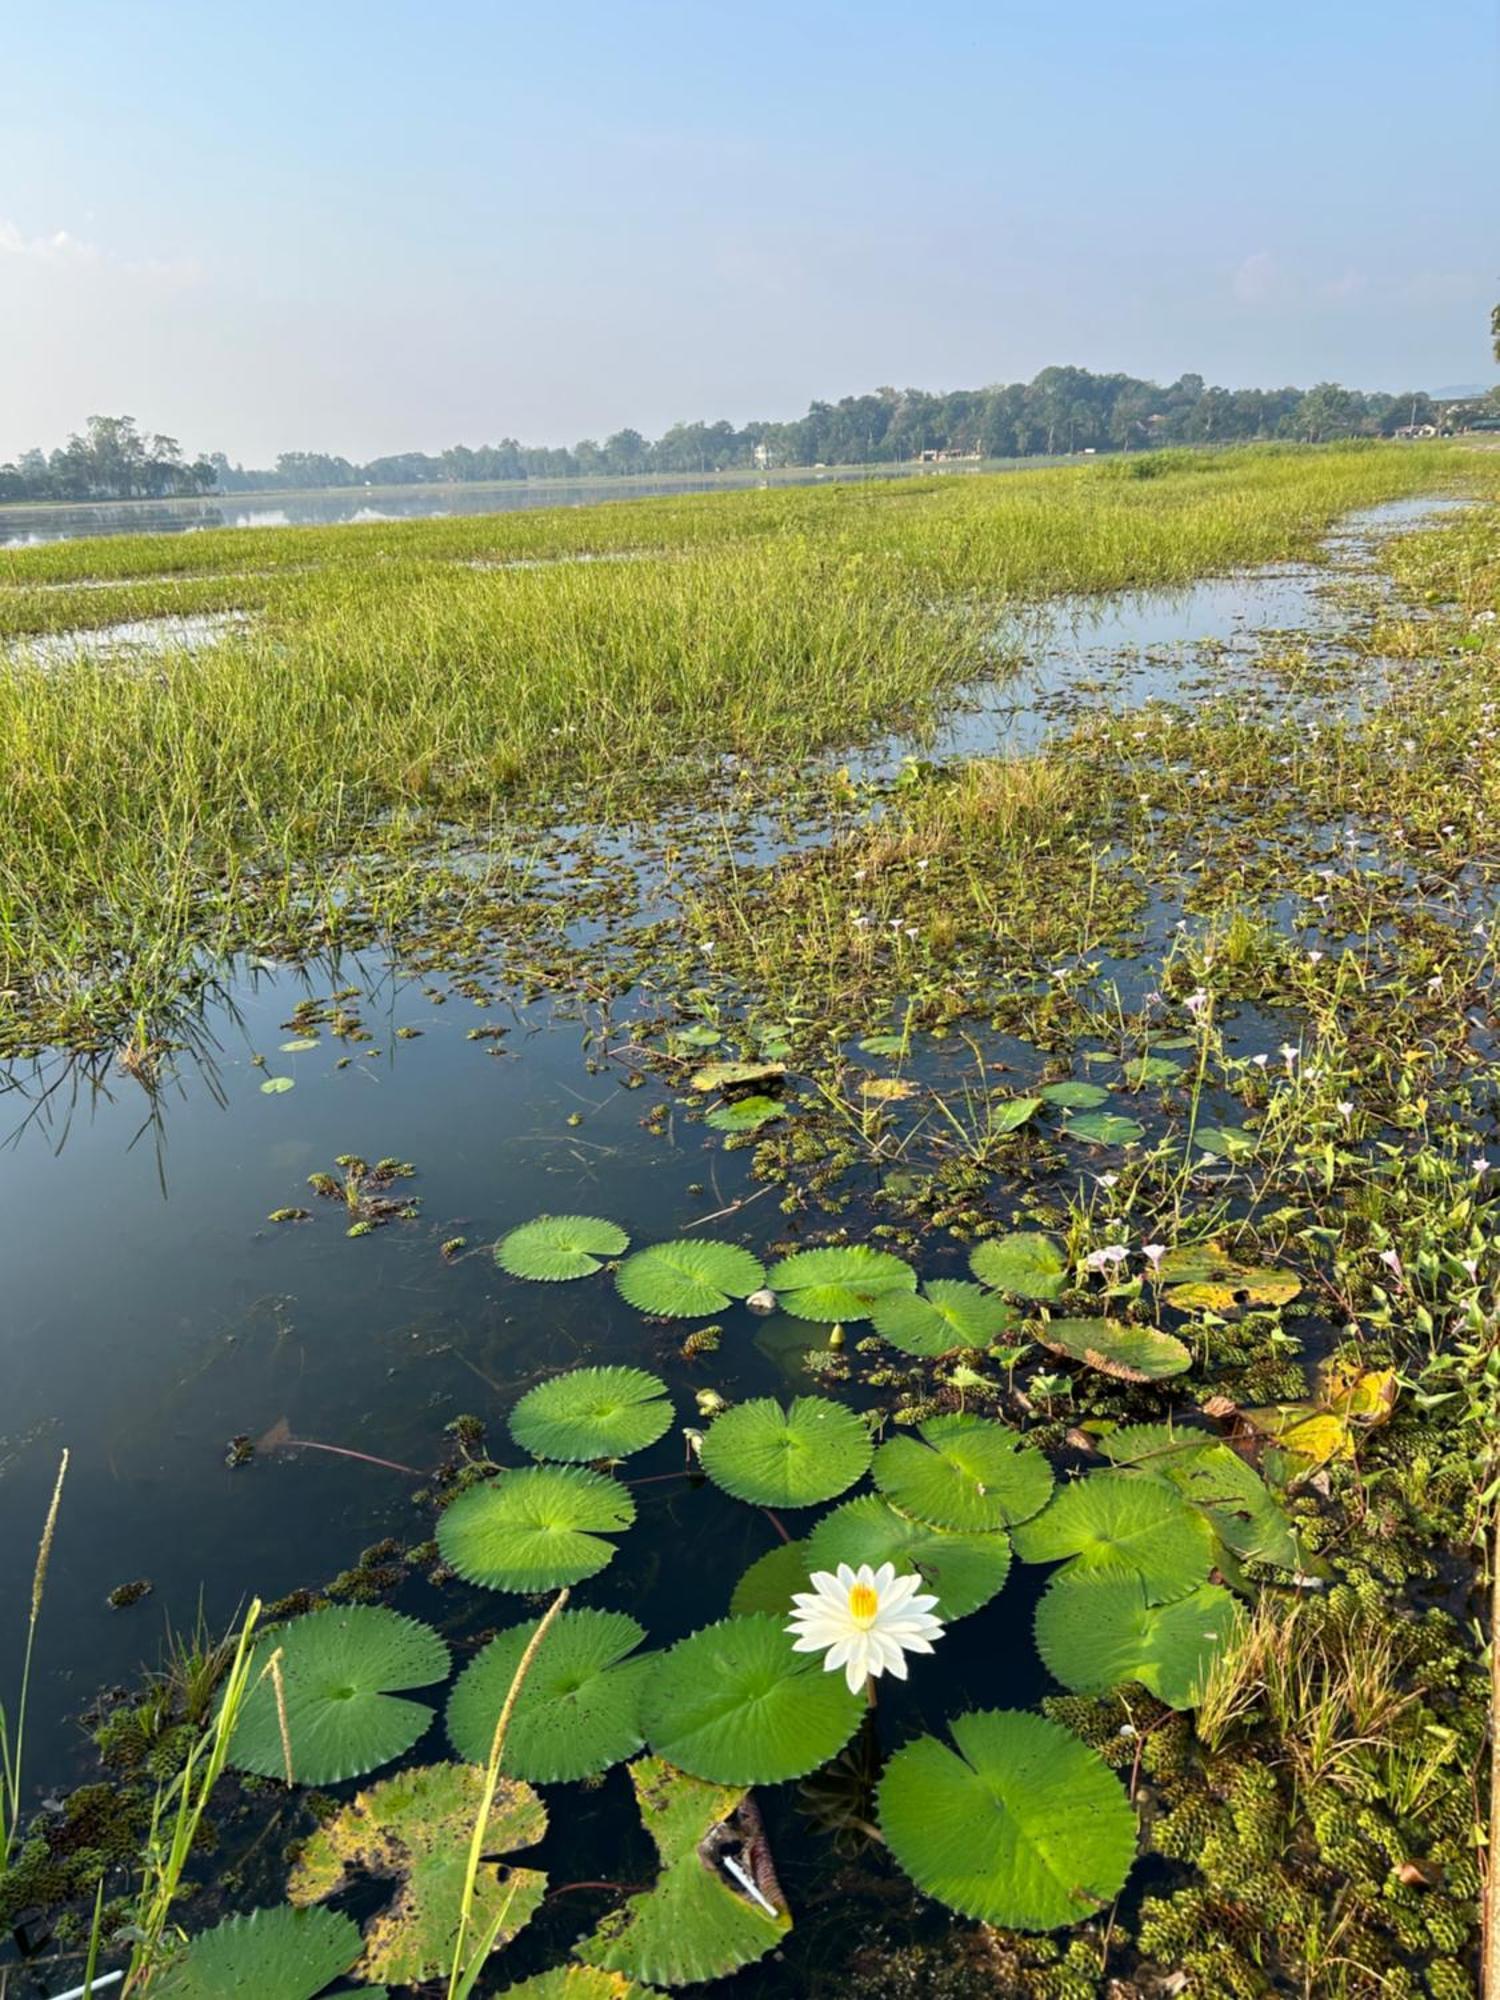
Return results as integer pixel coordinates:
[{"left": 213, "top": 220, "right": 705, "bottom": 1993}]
[
  {"left": 1231, "top": 251, "right": 1281, "bottom": 306},
  {"left": 0, "top": 218, "right": 200, "bottom": 286}
]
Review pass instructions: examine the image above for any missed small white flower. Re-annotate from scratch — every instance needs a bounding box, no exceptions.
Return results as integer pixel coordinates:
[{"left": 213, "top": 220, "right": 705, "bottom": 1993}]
[
  {"left": 787, "top": 1562, "right": 944, "bottom": 1694},
  {"left": 1085, "top": 1244, "right": 1129, "bottom": 1271},
  {"left": 1141, "top": 1242, "right": 1167, "bottom": 1270},
  {"left": 1279, "top": 1043, "right": 1300, "bottom": 1069},
  {"left": 1184, "top": 989, "right": 1210, "bottom": 1016},
  {"left": 1474, "top": 1157, "right": 1492, "bottom": 1178},
  {"left": 1094, "top": 1171, "right": 1120, "bottom": 1189},
  {"left": 1307, "top": 950, "right": 1324, "bottom": 965},
  {"left": 1252, "top": 1052, "right": 1270, "bottom": 1069},
  {"left": 1378, "top": 1247, "right": 1404, "bottom": 1279},
  {"left": 1336, "top": 1101, "right": 1354, "bottom": 1121}
]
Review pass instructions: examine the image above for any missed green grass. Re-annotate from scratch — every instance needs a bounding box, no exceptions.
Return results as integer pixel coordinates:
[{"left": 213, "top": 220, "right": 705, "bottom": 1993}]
[{"left": 0, "top": 441, "right": 1479, "bottom": 1051}]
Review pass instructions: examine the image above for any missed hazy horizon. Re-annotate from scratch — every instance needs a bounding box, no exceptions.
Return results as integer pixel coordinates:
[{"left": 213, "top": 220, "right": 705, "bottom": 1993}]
[{"left": 2, "top": 0, "right": 1494, "bottom": 465}]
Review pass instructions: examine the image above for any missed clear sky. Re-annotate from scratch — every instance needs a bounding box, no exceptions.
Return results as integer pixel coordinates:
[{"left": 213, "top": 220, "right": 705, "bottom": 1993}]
[{"left": 1, "top": 0, "right": 1494, "bottom": 464}]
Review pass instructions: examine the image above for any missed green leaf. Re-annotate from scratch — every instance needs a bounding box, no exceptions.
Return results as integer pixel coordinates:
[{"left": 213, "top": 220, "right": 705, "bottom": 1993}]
[
  {"left": 1037, "top": 1317, "right": 1193, "bottom": 1383},
  {"left": 288, "top": 1761, "right": 546, "bottom": 1985},
  {"left": 155, "top": 1906, "right": 362, "bottom": 1999},
  {"left": 279, "top": 1037, "right": 320, "bottom": 1053},
  {"left": 730, "top": 1539, "right": 814, "bottom": 1616},
  {"left": 879, "top": 1710, "right": 1135, "bottom": 1931},
  {"left": 1121, "top": 1055, "right": 1182, "bottom": 1087},
  {"left": 447, "top": 1609, "right": 651, "bottom": 1782},
  {"left": 437, "top": 1466, "right": 636, "bottom": 1592},
  {"left": 705, "top": 1094, "right": 784, "bottom": 1133},
  {"left": 1066, "top": 1110, "right": 1146, "bottom": 1145},
  {"left": 675, "top": 1022, "right": 723, "bottom": 1047},
  {"left": 1011, "top": 1471, "right": 1216, "bottom": 1601},
  {"left": 495, "top": 1215, "right": 630, "bottom": 1282},
  {"left": 615, "top": 1239, "right": 767, "bottom": 1317},
  {"left": 1038, "top": 1079, "right": 1110, "bottom": 1109},
  {"left": 767, "top": 1245, "right": 917, "bottom": 1322},
  {"left": 642, "top": 1615, "right": 862, "bottom": 1783},
  {"left": 700, "top": 1396, "right": 873, "bottom": 1507},
  {"left": 988, "top": 1095, "right": 1042, "bottom": 1134},
  {"left": 969, "top": 1232, "right": 1067, "bottom": 1301},
  {"left": 503, "top": 1971, "right": 660, "bottom": 1999},
  {"left": 509, "top": 1366, "right": 672, "bottom": 1462},
  {"left": 229, "top": 1606, "right": 449, "bottom": 1785},
  {"left": 858, "top": 1032, "right": 907, "bottom": 1055},
  {"left": 1193, "top": 1126, "right": 1258, "bottom": 1162},
  {"left": 872, "top": 1415, "right": 1052, "bottom": 1531},
  {"left": 1034, "top": 1572, "right": 1242, "bottom": 1709},
  {"left": 260, "top": 1075, "right": 294, "bottom": 1095},
  {"left": 1157, "top": 1246, "right": 1299, "bottom": 1312},
  {"left": 1097, "top": 1423, "right": 1302, "bottom": 1572},
  {"left": 870, "top": 1279, "right": 1017, "bottom": 1357},
  {"left": 806, "top": 1494, "right": 1011, "bottom": 1619},
  {"left": 690, "top": 1060, "right": 785, "bottom": 1091},
  {"left": 576, "top": 1756, "right": 789, "bottom": 1986}
]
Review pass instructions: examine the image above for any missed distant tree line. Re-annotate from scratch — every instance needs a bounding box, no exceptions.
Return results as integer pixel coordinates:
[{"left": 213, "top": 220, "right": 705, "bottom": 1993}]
[
  {"left": 3, "top": 369, "right": 1492, "bottom": 504},
  {"left": 0, "top": 415, "right": 216, "bottom": 503}
]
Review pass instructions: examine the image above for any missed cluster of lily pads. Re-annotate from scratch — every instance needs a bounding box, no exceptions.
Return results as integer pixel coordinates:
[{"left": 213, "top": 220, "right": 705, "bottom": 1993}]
[{"left": 160, "top": 1213, "right": 1316, "bottom": 1995}]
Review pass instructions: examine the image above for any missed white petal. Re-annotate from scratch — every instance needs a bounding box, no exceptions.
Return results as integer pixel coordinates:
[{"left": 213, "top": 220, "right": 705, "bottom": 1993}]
[
  {"left": 834, "top": 1563, "right": 857, "bottom": 1591},
  {"left": 872, "top": 1561, "right": 898, "bottom": 1595},
  {"left": 844, "top": 1648, "right": 870, "bottom": 1695}
]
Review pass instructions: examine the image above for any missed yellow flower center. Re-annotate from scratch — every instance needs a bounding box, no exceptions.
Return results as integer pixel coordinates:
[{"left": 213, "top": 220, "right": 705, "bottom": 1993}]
[{"left": 847, "top": 1581, "right": 880, "bottom": 1625}]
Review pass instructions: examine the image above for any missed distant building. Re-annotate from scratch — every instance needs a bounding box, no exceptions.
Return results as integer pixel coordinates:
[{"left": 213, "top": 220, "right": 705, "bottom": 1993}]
[
  {"left": 1395, "top": 423, "right": 1438, "bottom": 439},
  {"left": 917, "top": 446, "right": 982, "bottom": 463}
]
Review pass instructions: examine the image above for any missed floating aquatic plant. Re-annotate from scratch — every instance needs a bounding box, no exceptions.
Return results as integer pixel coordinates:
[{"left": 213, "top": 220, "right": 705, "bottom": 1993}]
[
  {"left": 494, "top": 1215, "right": 630, "bottom": 1282},
  {"left": 577, "top": 1756, "right": 789, "bottom": 1986},
  {"left": 704, "top": 1093, "right": 784, "bottom": 1133},
  {"left": 288, "top": 1760, "right": 546, "bottom": 1984},
  {"left": 765, "top": 1245, "right": 917, "bottom": 1322},
  {"left": 641, "top": 1615, "right": 862, "bottom": 1784},
  {"left": 1097, "top": 1422, "right": 1303, "bottom": 1572},
  {"left": 508, "top": 1366, "right": 673, "bottom": 1462},
  {"left": 1037, "top": 1078, "right": 1109, "bottom": 1109},
  {"left": 229, "top": 1605, "right": 449, "bottom": 1786},
  {"left": 154, "top": 1905, "right": 363, "bottom": 1999},
  {"left": 699, "top": 1395, "right": 872, "bottom": 1507},
  {"left": 1065, "top": 1108, "right": 1146, "bottom": 1145},
  {"left": 446, "top": 1609, "right": 652, "bottom": 1782},
  {"left": 869, "top": 1278, "right": 1016, "bottom": 1356},
  {"left": 1037, "top": 1314, "right": 1192, "bottom": 1383},
  {"left": 614, "top": 1239, "right": 767, "bottom": 1317},
  {"left": 1034, "top": 1570, "right": 1241, "bottom": 1709},
  {"left": 878, "top": 1709, "right": 1135, "bottom": 1930},
  {"left": 805, "top": 1493, "right": 1012, "bottom": 1619},
  {"left": 437, "top": 1466, "right": 636, "bottom": 1591},
  {"left": 1012, "top": 1470, "right": 1216, "bottom": 1600},
  {"left": 729, "top": 1539, "right": 815, "bottom": 1616},
  {"left": 872, "top": 1414, "right": 1052, "bottom": 1532},
  {"left": 968, "top": 1231, "right": 1067, "bottom": 1300}
]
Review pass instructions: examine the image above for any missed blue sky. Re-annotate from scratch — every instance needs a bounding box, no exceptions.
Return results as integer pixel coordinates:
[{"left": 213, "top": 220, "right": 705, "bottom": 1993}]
[{"left": 1, "top": 0, "right": 1494, "bottom": 461}]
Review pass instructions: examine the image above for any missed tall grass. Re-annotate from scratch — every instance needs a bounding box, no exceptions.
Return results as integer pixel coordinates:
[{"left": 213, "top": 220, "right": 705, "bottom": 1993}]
[
  {"left": 1, "top": 1449, "right": 68, "bottom": 1870},
  {"left": 0, "top": 443, "right": 1482, "bottom": 1051}
]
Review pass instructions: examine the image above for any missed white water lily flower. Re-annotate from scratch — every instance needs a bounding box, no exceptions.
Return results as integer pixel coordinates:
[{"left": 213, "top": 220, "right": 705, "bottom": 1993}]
[{"left": 786, "top": 1562, "right": 944, "bottom": 1694}]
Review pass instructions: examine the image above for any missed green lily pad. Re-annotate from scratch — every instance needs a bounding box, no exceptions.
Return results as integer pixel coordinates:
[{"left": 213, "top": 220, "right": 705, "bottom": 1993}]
[
  {"left": 988, "top": 1095, "right": 1042, "bottom": 1134},
  {"left": 700, "top": 1396, "right": 873, "bottom": 1507},
  {"left": 806, "top": 1494, "right": 1011, "bottom": 1619},
  {"left": 505, "top": 1972, "right": 659, "bottom": 1999},
  {"left": 155, "top": 1906, "right": 362, "bottom": 1999},
  {"left": 705, "top": 1094, "right": 784, "bottom": 1134},
  {"left": 730, "top": 1539, "right": 814, "bottom": 1616},
  {"left": 437, "top": 1466, "right": 635, "bottom": 1591},
  {"left": 1038, "top": 1080, "right": 1110, "bottom": 1110},
  {"left": 289, "top": 1761, "right": 546, "bottom": 1985},
  {"left": 641, "top": 1615, "right": 863, "bottom": 1784},
  {"left": 1098, "top": 1423, "right": 1302, "bottom": 1572},
  {"left": 495, "top": 1216, "right": 630, "bottom": 1282},
  {"left": 969, "top": 1232, "right": 1067, "bottom": 1301},
  {"left": 872, "top": 1415, "right": 1053, "bottom": 1531},
  {"left": 767, "top": 1245, "right": 918, "bottom": 1322},
  {"left": 690, "top": 1060, "right": 785, "bottom": 1092},
  {"left": 615, "top": 1239, "right": 767, "bottom": 1317},
  {"left": 1121, "top": 1055, "right": 1182, "bottom": 1088},
  {"left": 576, "top": 1756, "right": 789, "bottom": 1986},
  {"left": 879, "top": 1710, "right": 1135, "bottom": 1930},
  {"left": 1066, "top": 1111, "right": 1146, "bottom": 1146},
  {"left": 870, "top": 1280, "right": 1017, "bottom": 1357},
  {"left": 1037, "top": 1317, "right": 1193, "bottom": 1383},
  {"left": 1011, "top": 1471, "right": 1216, "bottom": 1601},
  {"left": 447, "top": 1609, "right": 652, "bottom": 1782},
  {"left": 229, "top": 1606, "right": 449, "bottom": 1786},
  {"left": 260, "top": 1075, "right": 295, "bottom": 1095},
  {"left": 1035, "top": 1572, "right": 1242, "bottom": 1709},
  {"left": 1193, "top": 1125, "right": 1257, "bottom": 1162},
  {"left": 508, "top": 1367, "right": 673, "bottom": 1462}
]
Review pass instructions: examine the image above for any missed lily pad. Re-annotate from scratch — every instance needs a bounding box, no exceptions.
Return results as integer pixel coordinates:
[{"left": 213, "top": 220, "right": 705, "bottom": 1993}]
[
  {"left": 690, "top": 1060, "right": 786, "bottom": 1092},
  {"left": 1193, "top": 1125, "right": 1257, "bottom": 1162},
  {"left": 615, "top": 1239, "right": 767, "bottom": 1317},
  {"left": 641, "top": 1615, "right": 862, "bottom": 1784},
  {"left": 1038, "top": 1080, "right": 1110, "bottom": 1110},
  {"left": 858, "top": 1032, "right": 908, "bottom": 1056},
  {"left": 1098, "top": 1423, "right": 1302, "bottom": 1572},
  {"left": 437, "top": 1466, "right": 635, "bottom": 1592},
  {"left": 495, "top": 1216, "right": 630, "bottom": 1283},
  {"left": 1066, "top": 1110, "right": 1146, "bottom": 1146},
  {"left": 730, "top": 1538, "right": 815, "bottom": 1616},
  {"left": 447, "top": 1609, "right": 652, "bottom": 1782},
  {"left": 508, "top": 1367, "right": 673, "bottom": 1463},
  {"left": 872, "top": 1415, "right": 1052, "bottom": 1531},
  {"left": 987, "top": 1095, "right": 1042, "bottom": 1134},
  {"left": 280, "top": 1037, "right": 320, "bottom": 1053},
  {"left": 505, "top": 1972, "right": 658, "bottom": 1999},
  {"left": 806, "top": 1494, "right": 1012, "bottom": 1619},
  {"left": 1035, "top": 1572, "right": 1242, "bottom": 1709},
  {"left": 879, "top": 1710, "right": 1135, "bottom": 1930},
  {"left": 968, "top": 1232, "right": 1067, "bottom": 1302},
  {"left": 1156, "top": 1245, "right": 1300, "bottom": 1311},
  {"left": 260, "top": 1075, "right": 295, "bottom": 1095},
  {"left": 288, "top": 1761, "right": 546, "bottom": 1985},
  {"left": 1012, "top": 1471, "right": 1216, "bottom": 1602},
  {"left": 870, "top": 1280, "right": 1017, "bottom": 1357},
  {"left": 155, "top": 1906, "right": 362, "bottom": 1999},
  {"left": 700, "top": 1396, "right": 873, "bottom": 1507},
  {"left": 1037, "top": 1317, "right": 1192, "bottom": 1383},
  {"left": 705, "top": 1094, "right": 784, "bottom": 1133},
  {"left": 1121, "top": 1055, "right": 1182, "bottom": 1088},
  {"left": 576, "top": 1756, "right": 789, "bottom": 1986},
  {"left": 229, "top": 1606, "right": 449, "bottom": 1786},
  {"left": 767, "top": 1246, "right": 917, "bottom": 1322}
]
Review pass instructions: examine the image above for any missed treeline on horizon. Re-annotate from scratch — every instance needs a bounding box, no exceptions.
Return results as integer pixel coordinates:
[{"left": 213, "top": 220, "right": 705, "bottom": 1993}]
[{"left": 3, "top": 367, "right": 1492, "bottom": 505}]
